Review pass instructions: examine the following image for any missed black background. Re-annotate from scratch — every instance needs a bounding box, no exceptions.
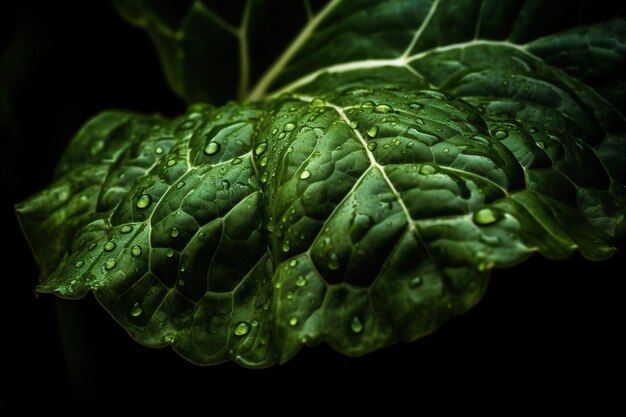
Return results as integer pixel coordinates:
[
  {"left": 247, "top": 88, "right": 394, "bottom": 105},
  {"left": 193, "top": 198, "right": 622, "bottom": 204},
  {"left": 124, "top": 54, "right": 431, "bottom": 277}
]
[{"left": 1, "top": 1, "right": 624, "bottom": 410}]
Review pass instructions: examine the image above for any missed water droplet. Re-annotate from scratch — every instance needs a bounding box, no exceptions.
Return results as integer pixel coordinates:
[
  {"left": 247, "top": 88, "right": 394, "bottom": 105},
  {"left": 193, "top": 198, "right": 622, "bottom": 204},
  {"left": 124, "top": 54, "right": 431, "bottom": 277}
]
[
  {"left": 166, "top": 159, "right": 176, "bottom": 167},
  {"left": 130, "top": 302, "right": 143, "bottom": 317},
  {"left": 295, "top": 276, "right": 306, "bottom": 287},
  {"left": 367, "top": 126, "right": 378, "bottom": 138},
  {"left": 136, "top": 194, "right": 152, "bottom": 209},
  {"left": 278, "top": 132, "right": 287, "bottom": 139},
  {"left": 327, "top": 253, "right": 340, "bottom": 270},
  {"left": 104, "top": 259, "right": 117, "bottom": 270},
  {"left": 367, "top": 142, "right": 377, "bottom": 151},
  {"left": 443, "top": 148, "right": 449, "bottom": 154},
  {"left": 88, "top": 242, "right": 97, "bottom": 251},
  {"left": 282, "top": 240, "right": 290, "bottom": 252},
  {"left": 198, "top": 231, "right": 206, "bottom": 240},
  {"left": 300, "top": 170, "right": 311, "bottom": 180},
  {"left": 272, "top": 127, "right": 278, "bottom": 135},
  {"left": 360, "top": 101, "right": 375, "bottom": 109},
  {"left": 155, "top": 146, "right": 164, "bottom": 154},
  {"left": 231, "top": 157, "right": 242, "bottom": 165},
  {"left": 104, "top": 241, "right": 116, "bottom": 251},
  {"left": 310, "top": 98, "right": 325, "bottom": 108},
  {"left": 350, "top": 120, "right": 359, "bottom": 129},
  {"left": 75, "top": 260, "right": 84, "bottom": 268},
  {"left": 351, "top": 316, "right": 363, "bottom": 333},
  {"left": 287, "top": 292, "right": 294, "bottom": 300},
  {"left": 204, "top": 141, "right": 220, "bottom": 155},
  {"left": 289, "top": 259, "right": 297, "bottom": 267},
  {"left": 234, "top": 322, "right": 250, "bottom": 336},
  {"left": 131, "top": 245, "right": 142, "bottom": 257},
  {"left": 255, "top": 142, "right": 268, "bottom": 156},
  {"left": 284, "top": 122, "right": 296, "bottom": 132},
  {"left": 164, "top": 333, "right": 175, "bottom": 343},
  {"left": 260, "top": 172, "right": 268, "bottom": 183},
  {"left": 473, "top": 208, "right": 502, "bottom": 225},
  {"left": 536, "top": 140, "right": 546, "bottom": 149},
  {"left": 176, "top": 181, "right": 185, "bottom": 190},
  {"left": 179, "top": 120, "right": 195, "bottom": 130},
  {"left": 409, "top": 103, "right": 423, "bottom": 110},
  {"left": 260, "top": 156, "right": 268, "bottom": 167},
  {"left": 289, "top": 317, "right": 299, "bottom": 326},
  {"left": 373, "top": 104, "right": 393, "bottom": 113},
  {"left": 120, "top": 225, "right": 133, "bottom": 234},
  {"left": 170, "top": 227, "right": 180, "bottom": 238},
  {"left": 166, "top": 249, "right": 175, "bottom": 257},
  {"left": 419, "top": 164, "right": 436, "bottom": 175},
  {"left": 410, "top": 276, "right": 423, "bottom": 288},
  {"left": 221, "top": 180, "right": 230, "bottom": 190},
  {"left": 494, "top": 130, "right": 508, "bottom": 140}
]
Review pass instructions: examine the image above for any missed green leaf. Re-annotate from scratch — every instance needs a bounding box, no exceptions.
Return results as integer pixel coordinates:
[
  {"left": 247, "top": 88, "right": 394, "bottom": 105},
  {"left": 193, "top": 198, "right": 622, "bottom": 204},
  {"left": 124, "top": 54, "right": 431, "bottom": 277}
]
[{"left": 17, "top": 0, "right": 626, "bottom": 366}]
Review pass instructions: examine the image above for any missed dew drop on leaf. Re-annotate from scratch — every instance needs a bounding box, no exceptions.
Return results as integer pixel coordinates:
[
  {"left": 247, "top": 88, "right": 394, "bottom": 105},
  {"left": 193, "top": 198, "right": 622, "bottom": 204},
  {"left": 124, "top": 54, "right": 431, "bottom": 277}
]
[
  {"left": 260, "top": 156, "right": 268, "bottom": 167},
  {"left": 104, "top": 259, "right": 117, "bottom": 270},
  {"left": 328, "top": 253, "right": 340, "bottom": 270},
  {"left": 104, "top": 241, "right": 116, "bottom": 251},
  {"left": 131, "top": 245, "right": 142, "bottom": 257},
  {"left": 419, "top": 164, "right": 436, "bottom": 175},
  {"left": 282, "top": 240, "right": 290, "bottom": 252},
  {"left": 289, "top": 317, "right": 299, "bottom": 326},
  {"left": 295, "top": 276, "right": 306, "bottom": 287},
  {"left": 170, "top": 227, "right": 180, "bottom": 238},
  {"left": 360, "top": 101, "right": 375, "bottom": 109},
  {"left": 176, "top": 181, "right": 185, "bottom": 189},
  {"left": 284, "top": 122, "right": 296, "bottom": 132},
  {"left": 234, "top": 322, "right": 250, "bottom": 336},
  {"left": 349, "top": 120, "right": 359, "bottom": 129},
  {"left": 494, "top": 130, "right": 508, "bottom": 140},
  {"left": 473, "top": 208, "right": 501, "bottom": 225},
  {"left": 120, "top": 225, "right": 133, "bottom": 234},
  {"left": 373, "top": 104, "right": 393, "bottom": 113},
  {"left": 310, "top": 98, "right": 325, "bottom": 108},
  {"left": 130, "top": 302, "right": 143, "bottom": 317},
  {"left": 351, "top": 316, "right": 363, "bottom": 333},
  {"left": 299, "top": 170, "right": 311, "bottom": 180},
  {"left": 204, "top": 141, "right": 220, "bottom": 155},
  {"left": 255, "top": 142, "right": 268, "bottom": 156},
  {"left": 136, "top": 194, "right": 152, "bottom": 209},
  {"left": 289, "top": 259, "right": 297, "bottom": 267},
  {"left": 75, "top": 260, "right": 84, "bottom": 268},
  {"left": 367, "top": 142, "right": 377, "bottom": 151},
  {"left": 231, "top": 157, "right": 242, "bottom": 165},
  {"left": 367, "top": 126, "right": 378, "bottom": 138},
  {"left": 166, "top": 249, "right": 175, "bottom": 257},
  {"left": 88, "top": 242, "right": 97, "bottom": 251}
]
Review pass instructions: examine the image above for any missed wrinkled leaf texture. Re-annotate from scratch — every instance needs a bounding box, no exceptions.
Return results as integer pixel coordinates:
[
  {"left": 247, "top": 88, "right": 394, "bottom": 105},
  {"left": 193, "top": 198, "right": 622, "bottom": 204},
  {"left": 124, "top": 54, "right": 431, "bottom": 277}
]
[{"left": 17, "top": 0, "right": 626, "bottom": 366}]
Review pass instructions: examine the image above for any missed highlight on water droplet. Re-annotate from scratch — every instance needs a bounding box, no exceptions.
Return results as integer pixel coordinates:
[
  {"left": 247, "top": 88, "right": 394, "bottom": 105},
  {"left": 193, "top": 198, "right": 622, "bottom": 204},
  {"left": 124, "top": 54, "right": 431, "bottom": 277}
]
[
  {"left": 351, "top": 316, "right": 363, "bottom": 333},
  {"left": 282, "top": 240, "right": 291, "bottom": 252},
  {"left": 299, "top": 170, "right": 311, "bottom": 180},
  {"left": 130, "top": 302, "right": 143, "bottom": 317},
  {"left": 155, "top": 146, "right": 164, "bottom": 154},
  {"left": 204, "top": 141, "right": 220, "bottom": 155},
  {"left": 409, "top": 276, "right": 423, "bottom": 288},
  {"left": 136, "top": 194, "right": 152, "bottom": 209},
  {"left": 104, "top": 259, "right": 117, "bottom": 270},
  {"left": 367, "top": 126, "right": 379, "bottom": 138},
  {"left": 260, "top": 156, "right": 268, "bottom": 167},
  {"left": 170, "top": 227, "right": 180, "bottom": 238},
  {"left": 349, "top": 120, "right": 359, "bottom": 129},
  {"left": 360, "top": 101, "right": 375, "bottom": 109},
  {"left": 176, "top": 181, "right": 185, "bottom": 189},
  {"left": 88, "top": 242, "right": 97, "bottom": 251},
  {"left": 289, "top": 317, "right": 299, "bottom": 326},
  {"left": 367, "top": 142, "right": 377, "bottom": 151},
  {"left": 289, "top": 259, "right": 297, "bottom": 268},
  {"left": 295, "top": 276, "right": 307, "bottom": 287},
  {"left": 284, "top": 122, "right": 296, "bottom": 132},
  {"left": 234, "top": 322, "right": 251, "bottom": 336},
  {"left": 131, "top": 245, "right": 142, "bottom": 257},
  {"left": 231, "top": 157, "right": 242, "bottom": 165},
  {"left": 166, "top": 249, "right": 175, "bottom": 257},
  {"left": 104, "top": 241, "right": 116, "bottom": 252}
]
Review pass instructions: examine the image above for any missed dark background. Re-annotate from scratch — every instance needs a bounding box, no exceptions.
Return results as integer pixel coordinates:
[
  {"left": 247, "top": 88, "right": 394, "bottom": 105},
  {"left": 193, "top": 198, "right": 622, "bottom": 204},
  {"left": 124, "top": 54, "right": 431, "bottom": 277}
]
[{"left": 1, "top": 1, "right": 624, "bottom": 410}]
